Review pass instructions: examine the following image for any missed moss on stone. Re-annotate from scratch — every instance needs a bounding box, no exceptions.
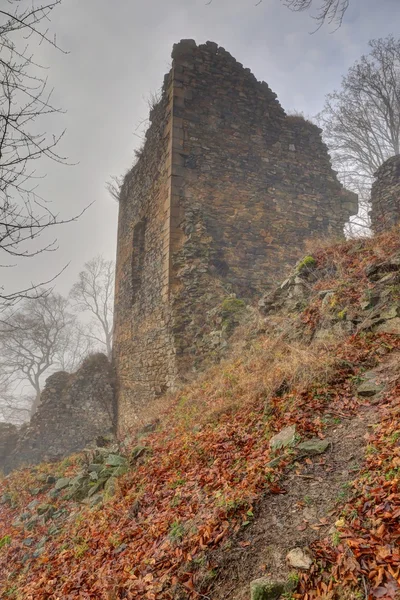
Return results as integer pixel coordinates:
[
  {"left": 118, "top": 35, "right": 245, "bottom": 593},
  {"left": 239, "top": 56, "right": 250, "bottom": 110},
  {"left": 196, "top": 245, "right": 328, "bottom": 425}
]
[
  {"left": 221, "top": 296, "right": 246, "bottom": 314},
  {"left": 220, "top": 296, "right": 246, "bottom": 333},
  {"left": 296, "top": 255, "right": 316, "bottom": 273},
  {"left": 250, "top": 577, "right": 286, "bottom": 600}
]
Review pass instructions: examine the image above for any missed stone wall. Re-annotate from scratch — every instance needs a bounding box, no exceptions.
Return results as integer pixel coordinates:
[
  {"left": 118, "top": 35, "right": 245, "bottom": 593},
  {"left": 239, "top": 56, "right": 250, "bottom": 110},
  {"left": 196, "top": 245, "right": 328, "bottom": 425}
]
[
  {"left": 2, "top": 354, "right": 115, "bottom": 473},
  {"left": 370, "top": 155, "right": 400, "bottom": 233},
  {"left": 0, "top": 423, "right": 18, "bottom": 472},
  {"left": 113, "top": 76, "right": 177, "bottom": 433},
  {"left": 113, "top": 39, "right": 358, "bottom": 432}
]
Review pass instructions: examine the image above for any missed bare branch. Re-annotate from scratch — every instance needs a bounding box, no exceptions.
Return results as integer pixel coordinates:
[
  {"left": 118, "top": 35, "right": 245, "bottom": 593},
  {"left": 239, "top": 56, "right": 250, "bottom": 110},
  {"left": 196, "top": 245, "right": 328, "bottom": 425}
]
[
  {"left": 105, "top": 175, "right": 123, "bottom": 203},
  {"left": 206, "top": 0, "right": 352, "bottom": 28},
  {"left": 0, "top": 1, "right": 88, "bottom": 305},
  {"left": 283, "top": 0, "right": 349, "bottom": 29},
  {"left": 70, "top": 256, "right": 115, "bottom": 358}
]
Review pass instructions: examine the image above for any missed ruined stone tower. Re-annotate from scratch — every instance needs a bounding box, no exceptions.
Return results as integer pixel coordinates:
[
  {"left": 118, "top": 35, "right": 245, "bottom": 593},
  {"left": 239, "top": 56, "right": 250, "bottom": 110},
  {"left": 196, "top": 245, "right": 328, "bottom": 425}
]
[
  {"left": 370, "top": 155, "right": 400, "bottom": 233},
  {"left": 113, "top": 40, "right": 358, "bottom": 432}
]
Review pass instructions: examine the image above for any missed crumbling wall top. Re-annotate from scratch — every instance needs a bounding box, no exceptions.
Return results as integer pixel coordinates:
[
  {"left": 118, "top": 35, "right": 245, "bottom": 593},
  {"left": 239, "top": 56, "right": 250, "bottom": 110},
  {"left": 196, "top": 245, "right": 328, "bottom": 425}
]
[{"left": 171, "top": 39, "right": 282, "bottom": 110}]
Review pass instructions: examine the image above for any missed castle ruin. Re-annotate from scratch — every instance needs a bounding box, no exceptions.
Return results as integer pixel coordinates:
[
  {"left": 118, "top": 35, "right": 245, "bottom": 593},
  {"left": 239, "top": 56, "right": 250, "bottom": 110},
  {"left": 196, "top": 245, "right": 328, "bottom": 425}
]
[
  {"left": 113, "top": 39, "right": 358, "bottom": 432},
  {"left": 370, "top": 155, "right": 400, "bottom": 233},
  {"left": 1, "top": 354, "right": 115, "bottom": 473}
]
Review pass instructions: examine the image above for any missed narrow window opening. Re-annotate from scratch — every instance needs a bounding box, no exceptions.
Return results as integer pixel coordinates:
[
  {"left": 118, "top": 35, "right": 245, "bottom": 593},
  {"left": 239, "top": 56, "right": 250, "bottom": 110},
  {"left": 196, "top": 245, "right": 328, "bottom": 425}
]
[{"left": 131, "top": 219, "right": 146, "bottom": 304}]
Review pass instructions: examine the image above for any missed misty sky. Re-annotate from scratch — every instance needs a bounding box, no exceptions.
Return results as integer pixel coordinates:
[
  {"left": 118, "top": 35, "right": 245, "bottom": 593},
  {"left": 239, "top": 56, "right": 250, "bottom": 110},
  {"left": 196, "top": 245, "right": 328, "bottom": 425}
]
[{"left": 4, "top": 0, "right": 400, "bottom": 298}]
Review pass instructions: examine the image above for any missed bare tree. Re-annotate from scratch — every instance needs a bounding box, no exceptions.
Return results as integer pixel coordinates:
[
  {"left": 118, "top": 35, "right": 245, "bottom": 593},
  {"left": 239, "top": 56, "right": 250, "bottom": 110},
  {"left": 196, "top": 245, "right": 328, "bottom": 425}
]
[
  {"left": 283, "top": 0, "right": 349, "bottom": 28},
  {"left": 0, "top": 292, "right": 75, "bottom": 415},
  {"left": 318, "top": 36, "right": 400, "bottom": 233},
  {"left": 70, "top": 256, "right": 115, "bottom": 358},
  {"left": 0, "top": 1, "right": 87, "bottom": 304},
  {"left": 207, "top": 1, "right": 351, "bottom": 28}
]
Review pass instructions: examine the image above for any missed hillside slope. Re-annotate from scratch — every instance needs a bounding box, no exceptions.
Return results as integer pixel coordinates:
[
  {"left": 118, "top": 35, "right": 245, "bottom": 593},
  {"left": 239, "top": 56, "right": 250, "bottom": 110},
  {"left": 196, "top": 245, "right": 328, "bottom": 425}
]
[{"left": 1, "top": 229, "right": 400, "bottom": 600}]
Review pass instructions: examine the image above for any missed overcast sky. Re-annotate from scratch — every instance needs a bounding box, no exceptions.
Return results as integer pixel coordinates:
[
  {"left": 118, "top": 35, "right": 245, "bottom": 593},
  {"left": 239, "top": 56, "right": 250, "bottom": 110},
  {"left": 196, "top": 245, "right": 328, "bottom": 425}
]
[{"left": 4, "top": 0, "right": 400, "bottom": 298}]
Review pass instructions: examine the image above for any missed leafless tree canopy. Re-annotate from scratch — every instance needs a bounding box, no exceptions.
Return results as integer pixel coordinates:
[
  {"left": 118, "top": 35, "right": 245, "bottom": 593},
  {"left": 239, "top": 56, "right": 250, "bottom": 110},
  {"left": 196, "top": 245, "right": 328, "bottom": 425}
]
[
  {"left": 70, "top": 256, "right": 115, "bottom": 358},
  {"left": 318, "top": 36, "right": 400, "bottom": 232},
  {"left": 0, "top": 292, "right": 75, "bottom": 415}
]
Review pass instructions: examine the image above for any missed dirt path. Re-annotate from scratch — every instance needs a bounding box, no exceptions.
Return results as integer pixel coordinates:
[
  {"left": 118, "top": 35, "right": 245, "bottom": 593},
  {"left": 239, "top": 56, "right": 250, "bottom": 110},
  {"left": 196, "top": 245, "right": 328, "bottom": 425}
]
[{"left": 210, "top": 404, "right": 378, "bottom": 600}]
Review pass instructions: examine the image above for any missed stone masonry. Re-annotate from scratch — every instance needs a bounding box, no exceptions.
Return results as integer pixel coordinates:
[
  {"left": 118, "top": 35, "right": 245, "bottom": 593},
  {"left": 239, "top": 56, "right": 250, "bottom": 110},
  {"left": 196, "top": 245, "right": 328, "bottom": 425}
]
[
  {"left": 370, "top": 155, "right": 400, "bottom": 233},
  {"left": 113, "top": 39, "right": 358, "bottom": 433},
  {"left": 1, "top": 354, "right": 115, "bottom": 474},
  {"left": 0, "top": 423, "right": 18, "bottom": 471}
]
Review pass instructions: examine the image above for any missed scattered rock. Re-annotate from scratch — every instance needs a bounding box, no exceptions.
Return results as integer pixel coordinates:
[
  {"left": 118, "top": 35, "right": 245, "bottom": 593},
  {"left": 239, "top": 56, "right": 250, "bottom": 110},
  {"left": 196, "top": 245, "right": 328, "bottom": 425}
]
[
  {"left": 104, "top": 476, "right": 118, "bottom": 498},
  {"left": 37, "top": 503, "right": 53, "bottom": 516},
  {"left": 357, "top": 376, "right": 384, "bottom": 397},
  {"left": 366, "top": 259, "right": 400, "bottom": 282},
  {"left": 297, "top": 438, "right": 330, "bottom": 456},
  {"left": 113, "top": 464, "right": 128, "bottom": 476},
  {"left": 250, "top": 577, "right": 286, "bottom": 600},
  {"left": 88, "top": 463, "right": 103, "bottom": 473},
  {"left": 318, "top": 289, "right": 335, "bottom": 300},
  {"left": 321, "top": 291, "right": 336, "bottom": 311},
  {"left": 286, "top": 547, "right": 313, "bottom": 570},
  {"left": 105, "top": 454, "right": 127, "bottom": 468},
  {"left": 379, "top": 305, "right": 399, "bottom": 320},
  {"left": 89, "top": 494, "right": 103, "bottom": 508},
  {"left": 87, "top": 480, "right": 107, "bottom": 497},
  {"left": 375, "top": 317, "right": 400, "bottom": 335},
  {"left": 48, "top": 525, "right": 59, "bottom": 536},
  {"left": 131, "top": 445, "right": 147, "bottom": 461},
  {"left": 269, "top": 425, "right": 296, "bottom": 450},
  {"left": 55, "top": 477, "right": 71, "bottom": 491},
  {"left": 25, "top": 516, "right": 39, "bottom": 531},
  {"left": 27, "top": 499, "right": 39, "bottom": 511},
  {"left": 22, "top": 537, "right": 34, "bottom": 547},
  {"left": 1, "top": 493, "right": 12, "bottom": 506}
]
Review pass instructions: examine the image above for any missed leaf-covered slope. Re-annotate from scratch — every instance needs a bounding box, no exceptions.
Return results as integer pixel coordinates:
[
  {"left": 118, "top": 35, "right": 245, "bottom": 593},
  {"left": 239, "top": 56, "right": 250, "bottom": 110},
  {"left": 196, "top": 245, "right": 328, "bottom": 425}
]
[{"left": 1, "top": 229, "right": 400, "bottom": 600}]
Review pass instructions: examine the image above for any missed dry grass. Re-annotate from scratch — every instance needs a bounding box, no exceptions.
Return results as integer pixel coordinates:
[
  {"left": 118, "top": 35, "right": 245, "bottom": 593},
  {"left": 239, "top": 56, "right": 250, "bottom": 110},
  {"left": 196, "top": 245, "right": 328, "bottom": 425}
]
[
  {"left": 285, "top": 112, "right": 316, "bottom": 127},
  {"left": 121, "top": 324, "right": 342, "bottom": 443},
  {"left": 153, "top": 329, "right": 342, "bottom": 437}
]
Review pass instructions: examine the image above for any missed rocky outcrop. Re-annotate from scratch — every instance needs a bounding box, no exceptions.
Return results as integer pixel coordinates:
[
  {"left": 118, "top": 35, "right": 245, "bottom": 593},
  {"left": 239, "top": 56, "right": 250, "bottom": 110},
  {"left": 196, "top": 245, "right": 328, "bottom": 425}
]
[
  {"left": 259, "top": 250, "right": 400, "bottom": 343},
  {"left": 2, "top": 354, "right": 115, "bottom": 473}
]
